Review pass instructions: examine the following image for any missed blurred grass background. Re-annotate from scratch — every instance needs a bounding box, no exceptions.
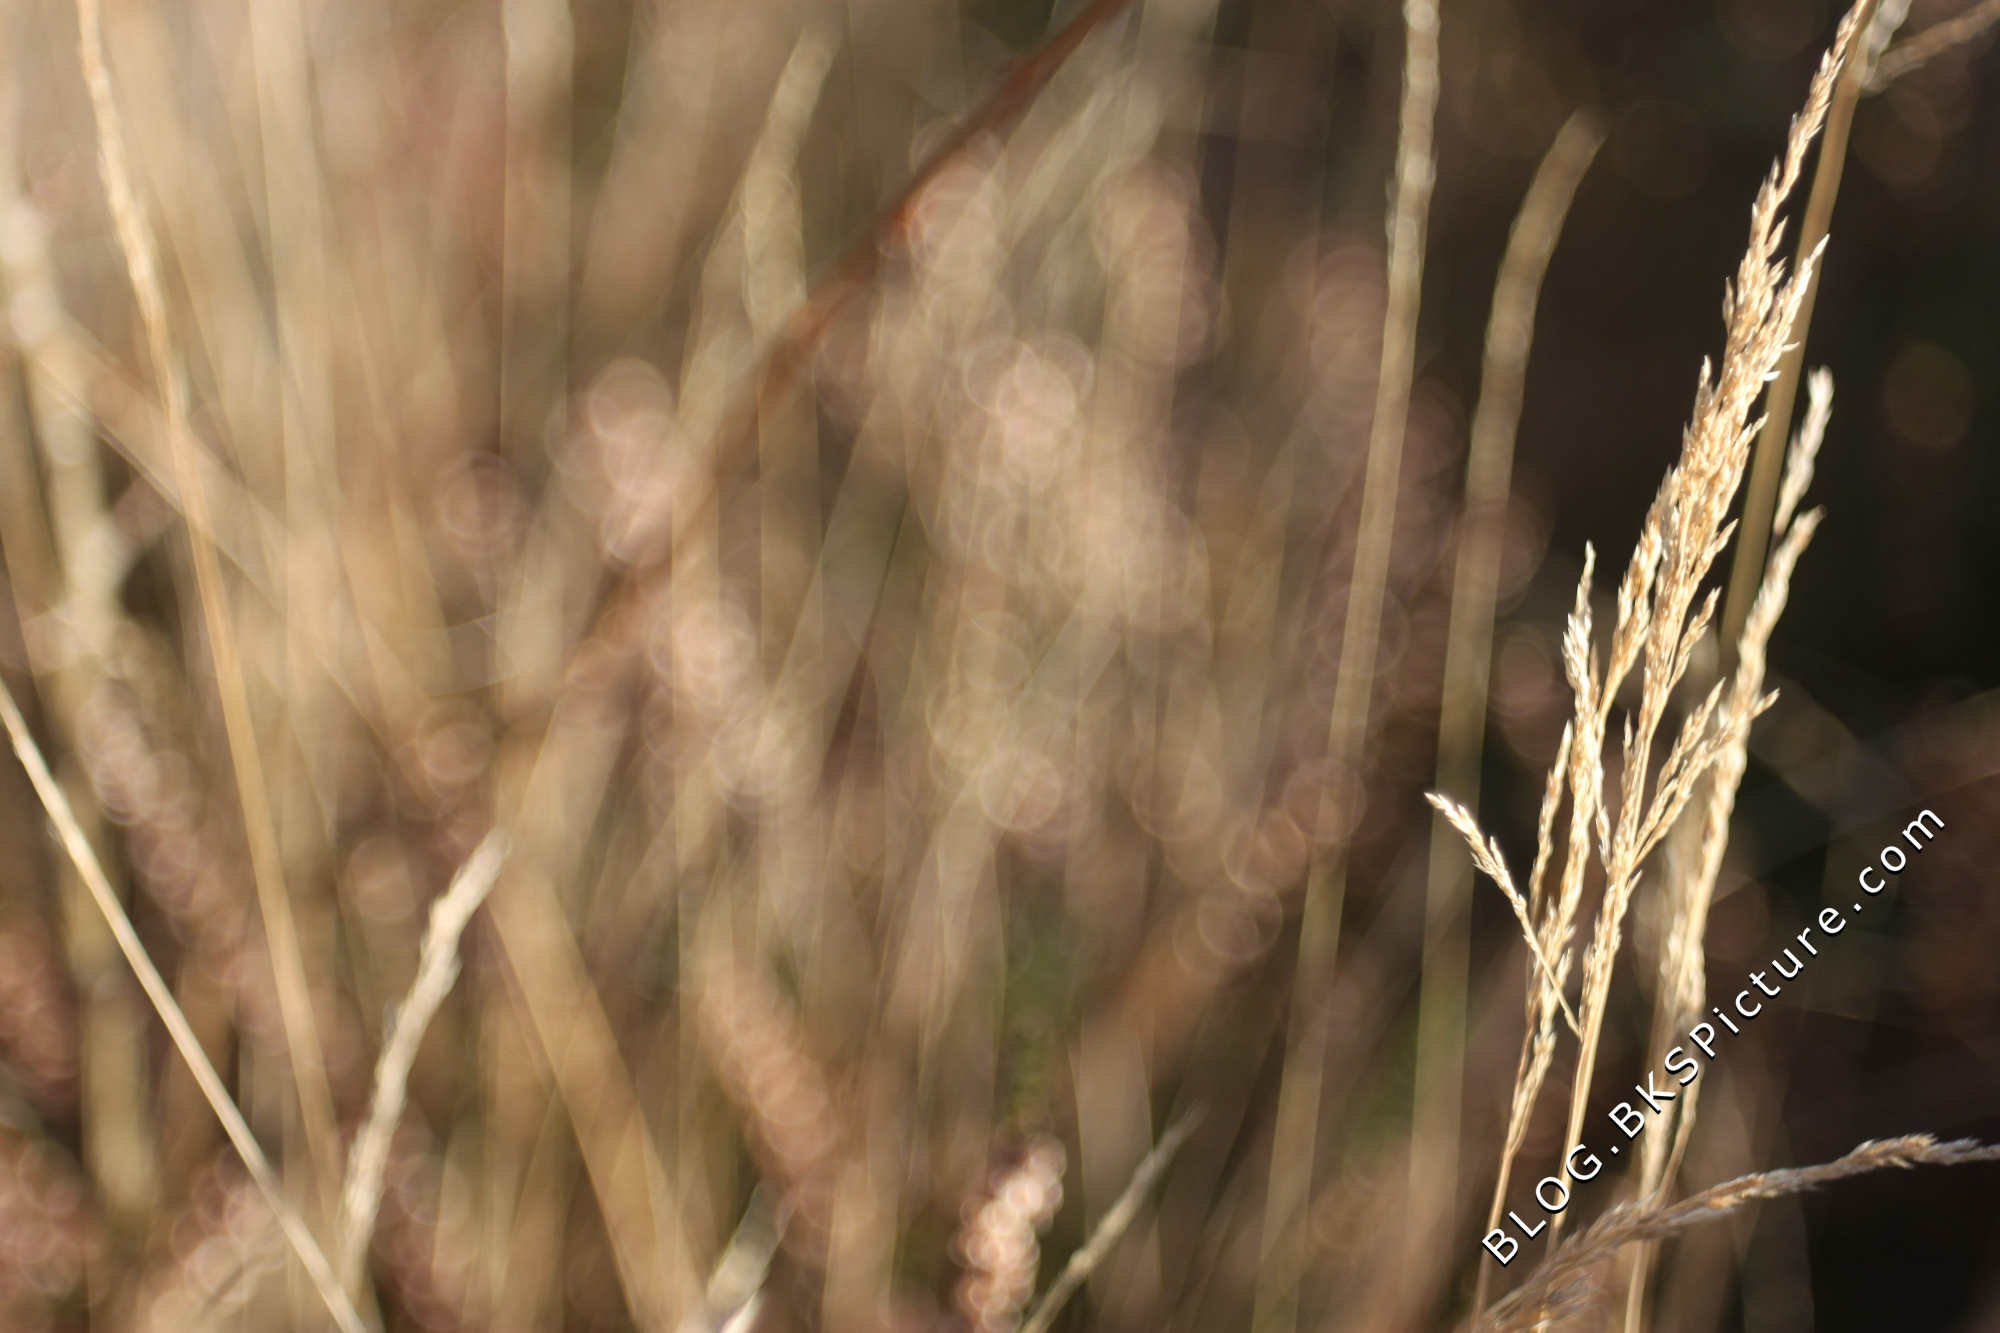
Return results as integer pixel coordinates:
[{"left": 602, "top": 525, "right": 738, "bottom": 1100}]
[{"left": 0, "top": 0, "right": 1995, "bottom": 1331}]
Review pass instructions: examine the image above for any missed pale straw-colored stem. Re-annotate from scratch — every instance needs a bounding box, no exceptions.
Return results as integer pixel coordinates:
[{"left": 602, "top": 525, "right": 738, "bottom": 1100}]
[
  {"left": 1536, "top": 13, "right": 1864, "bottom": 1264},
  {"left": 0, "top": 676, "right": 370, "bottom": 1333},
  {"left": 1622, "top": 371, "right": 1832, "bottom": 1333},
  {"left": 1473, "top": 725, "right": 1573, "bottom": 1315},
  {"left": 1413, "top": 111, "right": 1602, "bottom": 1319},
  {"left": 1016, "top": 1110, "right": 1201, "bottom": 1333},
  {"left": 1542, "top": 13, "right": 1866, "bottom": 1269},
  {"left": 1868, "top": 0, "right": 1999, "bottom": 88},
  {"left": 1719, "top": 0, "right": 1878, "bottom": 663},
  {"left": 75, "top": 0, "right": 340, "bottom": 1187},
  {"left": 1434, "top": 107, "right": 1604, "bottom": 809},
  {"left": 1428, "top": 794, "right": 1582, "bottom": 1037},
  {"left": 1252, "top": 7, "right": 1440, "bottom": 1331},
  {"left": 338, "top": 834, "right": 510, "bottom": 1290}
]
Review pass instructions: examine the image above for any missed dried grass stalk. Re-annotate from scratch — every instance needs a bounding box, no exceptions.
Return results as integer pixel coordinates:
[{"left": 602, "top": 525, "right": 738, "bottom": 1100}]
[
  {"left": 1427, "top": 793, "right": 1579, "bottom": 1036},
  {"left": 1656, "top": 369, "right": 1834, "bottom": 1190},
  {"left": 1869, "top": 0, "right": 2000, "bottom": 88},
  {"left": 1624, "top": 367, "right": 1833, "bottom": 1328},
  {"left": 74, "top": 0, "right": 340, "bottom": 1184},
  {"left": 1441, "top": 8, "right": 1871, "bottom": 1289},
  {"left": 1473, "top": 1136, "right": 2000, "bottom": 1333},
  {"left": 1544, "top": 0, "right": 1871, "bottom": 1245},
  {"left": 1424, "top": 110, "right": 1602, "bottom": 1320},
  {"left": 338, "top": 833, "right": 511, "bottom": 1289},
  {"left": 1016, "top": 1109, "right": 1200, "bottom": 1333},
  {"left": 1720, "top": 0, "right": 1877, "bottom": 660},
  {"left": 0, "top": 676, "right": 369, "bottom": 1333},
  {"left": 1256, "top": 3, "right": 1442, "bottom": 1326}
]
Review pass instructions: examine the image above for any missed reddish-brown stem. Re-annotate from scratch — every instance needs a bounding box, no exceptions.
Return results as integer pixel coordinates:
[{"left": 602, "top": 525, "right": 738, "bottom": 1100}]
[{"left": 509, "top": 0, "right": 1142, "bottom": 736}]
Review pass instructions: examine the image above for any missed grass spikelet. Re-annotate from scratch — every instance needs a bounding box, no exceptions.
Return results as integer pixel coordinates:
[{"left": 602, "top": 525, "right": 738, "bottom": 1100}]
[
  {"left": 1539, "top": 2, "right": 1872, "bottom": 1249},
  {"left": 1439, "top": 16, "right": 1874, "bottom": 1305},
  {"left": 1622, "top": 368, "right": 1835, "bottom": 1325},
  {"left": 1426, "top": 793, "right": 1579, "bottom": 1036}
]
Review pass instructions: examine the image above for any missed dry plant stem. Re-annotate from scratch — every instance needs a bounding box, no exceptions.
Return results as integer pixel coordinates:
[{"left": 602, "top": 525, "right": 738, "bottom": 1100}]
[
  {"left": 1869, "top": 0, "right": 2000, "bottom": 87},
  {"left": 772, "top": 0, "right": 1142, "bottom": 370},
  {"left": 1720, "top": 0, "right": 1876, "bottom": 662},
  {"left": 1428, "top": 795, "right": 1580, "bottom": 1037},
  {"left": 490, "top": 872, "right": 682, "bottom": 1327},
  {"left": 1621, "top": 371, "right": 1832, "bottom": 1333},
  {"left": 1473, "top": 1136, "right": 2000, "bottom": 1333},
  {"left": 0, "top": 677, "right": 370, "bottom": 1333},
  {"left": 0, "top": 84, "right": 163, "bottom": 1240},
  {"left": 1475, "top": 722, "right": 1576, "bottom": 1315},
  {"left": 1432, "top": 109, "right": 1603, "bottom": 818},
  {"left": 501, "top": 0, "right": 573, "bottom": 461},
  {"left": 38, "top": 325, "right": 409, "bottom": 738},
  {"left": 1255, "top": 5, "right": 1439, "bottom": 1331},
  {"left": 337, "top": 834, "right": 511, "bottom": 1290},
  {"left": 1537, "top": 13, "right": 1865, "bottom": 1267},
  {"left": 75, "top": 0, "right": 340, "bottom": 1189},
  {"left": 1016, "top": 1111, "right": 1202, "bottom": 1333},
  {"left": 485, "top": 697, "right": 689, "bottom": 1329},
  {"left": 513, "top": 0, "right": 1142, "bottom": 743},
  {"left": 1416, "top": 110, "right": 1602, "bottom": 1319},
  {"left": 244, "top": 0, "right": 341, "bottom": 720},
  {"left": 687, "top": 1190, "right": 783, "bottom": 1333}
]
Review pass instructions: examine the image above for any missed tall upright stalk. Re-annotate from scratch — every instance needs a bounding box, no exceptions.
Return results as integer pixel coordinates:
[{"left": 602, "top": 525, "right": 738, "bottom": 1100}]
[
  {"left": 1444, "top": 111, "right": 1605, "bottom": 1321},
  {"left": 1720, "top": 0, "right": 1879, "bottom": 662},
  {"left": 1253, "top": 5, "right": 1440, "bottom": 1331}
]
